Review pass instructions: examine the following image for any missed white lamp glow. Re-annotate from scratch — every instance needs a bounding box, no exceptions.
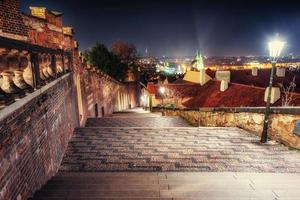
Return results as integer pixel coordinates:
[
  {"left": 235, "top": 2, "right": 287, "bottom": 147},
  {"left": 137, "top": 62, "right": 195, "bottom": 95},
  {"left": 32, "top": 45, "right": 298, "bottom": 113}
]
[
  {"left": 261, "top": 35, "right": 286, "bottom": 143},
  {"left": 268, "top": 38, "right": 285, "bottom": 60},
  {"left": 159, "top": 86, "right": 166, "bottom": 94}
]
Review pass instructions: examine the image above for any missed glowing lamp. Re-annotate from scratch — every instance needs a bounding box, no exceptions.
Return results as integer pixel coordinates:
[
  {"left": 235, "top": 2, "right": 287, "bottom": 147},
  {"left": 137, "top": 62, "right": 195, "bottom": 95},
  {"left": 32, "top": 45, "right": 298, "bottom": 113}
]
[
  {"left": 261, "top": 35, "right": 286, "bottom": 143},
  {"left": 268, "top": 38, "right": 285, "bottom": 60},
  {"left": 159, "top": 87, "right": 166, "bottom": 95}
]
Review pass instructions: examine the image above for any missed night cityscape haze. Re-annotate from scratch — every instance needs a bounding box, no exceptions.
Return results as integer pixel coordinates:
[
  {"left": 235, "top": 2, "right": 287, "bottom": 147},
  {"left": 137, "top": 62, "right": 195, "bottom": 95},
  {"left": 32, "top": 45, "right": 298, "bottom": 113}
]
[{"left": 21, "top": 0, "right": 300, "bottom": 57}]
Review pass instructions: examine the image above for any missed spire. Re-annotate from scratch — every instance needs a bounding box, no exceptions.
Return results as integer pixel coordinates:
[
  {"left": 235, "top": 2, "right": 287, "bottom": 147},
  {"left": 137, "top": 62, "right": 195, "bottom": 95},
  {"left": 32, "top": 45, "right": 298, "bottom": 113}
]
[{"left": 192, "top": 50, "right": 204, "bottom": 70}]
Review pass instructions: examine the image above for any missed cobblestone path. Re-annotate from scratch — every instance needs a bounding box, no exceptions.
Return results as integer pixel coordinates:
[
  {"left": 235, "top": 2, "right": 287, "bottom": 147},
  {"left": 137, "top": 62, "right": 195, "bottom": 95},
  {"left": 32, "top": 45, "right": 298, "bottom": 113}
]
[
  {"left": 31, "top": 109, "right": 300, "bottom": 200},
  {"left": 85, "top": 117, "right": 191, "bottom": 127},
  {"left": 61, "top": 113, "right": 300, "bottom": 172}
]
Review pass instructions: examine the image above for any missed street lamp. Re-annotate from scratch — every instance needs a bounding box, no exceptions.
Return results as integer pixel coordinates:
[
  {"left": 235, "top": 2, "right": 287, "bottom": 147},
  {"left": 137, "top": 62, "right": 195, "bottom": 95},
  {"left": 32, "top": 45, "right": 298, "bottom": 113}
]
[
  {"left": 159, "top": 86, "right": 166, "bottom": 105},
  {"left": 140, "top": 94, "right": 147, "bottom": 109},
  {"left": 261, "top": 37, "right": 285, "bottom": 143}
]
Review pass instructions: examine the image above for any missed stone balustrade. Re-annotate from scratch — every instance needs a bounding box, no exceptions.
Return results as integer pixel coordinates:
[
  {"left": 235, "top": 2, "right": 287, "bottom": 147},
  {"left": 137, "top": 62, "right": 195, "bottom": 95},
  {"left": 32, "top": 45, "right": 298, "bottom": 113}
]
[
  {"left": 153, "top": 107, "right": 300, "bottom": 149},
  {"left": 0, "top": 39, "right": 71, "bottom": 109}
]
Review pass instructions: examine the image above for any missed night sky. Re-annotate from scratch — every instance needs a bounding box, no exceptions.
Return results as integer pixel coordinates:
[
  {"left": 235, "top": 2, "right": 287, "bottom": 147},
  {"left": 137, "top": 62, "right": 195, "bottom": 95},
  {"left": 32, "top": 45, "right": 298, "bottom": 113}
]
[{"left": 21, "top": 0, "right": 300, "bottom": 57}]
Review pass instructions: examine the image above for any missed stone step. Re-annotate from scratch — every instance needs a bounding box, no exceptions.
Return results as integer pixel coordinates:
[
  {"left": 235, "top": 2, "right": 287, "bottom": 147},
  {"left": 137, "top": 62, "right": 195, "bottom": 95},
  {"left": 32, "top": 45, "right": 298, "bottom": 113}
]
[
  {"left": 30, "top": 198, "right": 171, "bottom": 200},
  {"left": 29, "top": 108, "right": 300, "bottom": 200},
  {"left": 84, "top": 117, "right": 191, "bottom": 128},
  {"left": 30, "top": 172, "right": 300, "bottom": 200},
  {"left": 33, "top": 190, "right": 160, "bottom": 198},
  {"left": 47, "top": 179, "right": 160, "bottom": 185},
  {"left": 41, "top": 183, "right": 166, "bottom": 191}
]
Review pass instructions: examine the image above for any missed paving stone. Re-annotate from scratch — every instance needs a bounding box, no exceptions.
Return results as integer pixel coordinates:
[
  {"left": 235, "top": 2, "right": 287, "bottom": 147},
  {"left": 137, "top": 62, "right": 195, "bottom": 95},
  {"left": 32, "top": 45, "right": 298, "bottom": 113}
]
[
  {"left": 85, "top": 116, "right": 191, "bottom": 127},
  {"left": 31, "top": 109, "right": 300, "bottom": 200},
  {"left": 60, "top": 125, "right": 300, "bottom": 172}
]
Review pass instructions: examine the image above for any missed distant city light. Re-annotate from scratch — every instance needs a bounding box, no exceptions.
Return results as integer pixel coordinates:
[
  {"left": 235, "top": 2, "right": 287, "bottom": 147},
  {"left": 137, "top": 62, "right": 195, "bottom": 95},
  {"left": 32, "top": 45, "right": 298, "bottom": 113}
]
[{"left": 248, "top": 61, "right": 260, "bottom": 68}]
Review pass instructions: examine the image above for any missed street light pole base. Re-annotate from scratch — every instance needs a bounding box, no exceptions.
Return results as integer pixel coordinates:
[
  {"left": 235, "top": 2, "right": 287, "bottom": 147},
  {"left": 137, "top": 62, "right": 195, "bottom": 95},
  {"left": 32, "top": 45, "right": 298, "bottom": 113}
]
[{"left": 260, "top": 128, "right": 268, "bottom": 143}]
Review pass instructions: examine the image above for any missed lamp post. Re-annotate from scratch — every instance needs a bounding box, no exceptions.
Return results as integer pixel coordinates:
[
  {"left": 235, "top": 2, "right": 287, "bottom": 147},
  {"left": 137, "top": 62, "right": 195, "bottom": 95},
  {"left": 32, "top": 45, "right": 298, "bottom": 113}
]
[
  {"left": 159, "top": 86, "right": 166, "bottom": 105},
  {"left": 159, "top": 86, "right": 166, "bottom": 116},
  {"left": 261, "top": 37, "right": 285, "bottom": 143}
]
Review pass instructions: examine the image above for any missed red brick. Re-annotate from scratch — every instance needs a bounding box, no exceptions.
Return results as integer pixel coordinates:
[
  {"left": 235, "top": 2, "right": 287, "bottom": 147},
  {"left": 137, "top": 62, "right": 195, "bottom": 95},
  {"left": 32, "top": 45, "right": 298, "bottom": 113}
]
[{"left": 0, "top": 1, "right": 140, "bottom": 200}]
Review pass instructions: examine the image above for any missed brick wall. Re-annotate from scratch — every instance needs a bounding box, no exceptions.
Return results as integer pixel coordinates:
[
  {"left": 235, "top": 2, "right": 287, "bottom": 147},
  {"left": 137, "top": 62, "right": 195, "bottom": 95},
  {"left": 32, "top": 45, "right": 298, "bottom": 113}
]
[
  {"left": 0, "top": 70, "right": 139, "bottom": 200},
  {"left": 23, "top": 14, "right": 65, "bottom": 49},
  {"left": 0, "top": 1, "right": 140, "bottom": 199},
  {"left": 0, "top": 0, "right": 28, "bottom": 40},
  {"left": 45, "top": 11, "right": 62, "bottom": 28},
  {"left": 0, "top": 74, "right": 79, "bottom": 200},
  {"left": 75, "top": 65, "right": 139, "bottom": 122}
]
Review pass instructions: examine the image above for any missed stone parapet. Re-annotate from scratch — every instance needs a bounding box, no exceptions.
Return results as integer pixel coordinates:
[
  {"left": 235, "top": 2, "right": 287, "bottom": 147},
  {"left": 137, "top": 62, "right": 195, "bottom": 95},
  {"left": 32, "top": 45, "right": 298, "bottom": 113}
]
[
  {"left": 153, "top": 107, "right": 300, "bottom": 149},
  {"left": 0, "top": 1, "right": 140, "bottom": 200},
  {"left": 0, "top": 73, "right": 78, "bottom": 200}
]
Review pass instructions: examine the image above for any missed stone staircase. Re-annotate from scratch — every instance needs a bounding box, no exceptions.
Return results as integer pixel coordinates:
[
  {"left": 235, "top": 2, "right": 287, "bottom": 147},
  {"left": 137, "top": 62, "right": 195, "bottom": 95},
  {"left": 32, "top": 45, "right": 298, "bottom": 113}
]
[
  {"left": 85, "top": 117, "right": 190, "bottom": 127},
  {"left": 29, "top": 172, "right": 166, "bottom": 200},
  {"left": 29, "top": 109, "right": 300, "bottom": 199},
  {"left": 29, "top": 110, "right": 191, "bottom": 199}
]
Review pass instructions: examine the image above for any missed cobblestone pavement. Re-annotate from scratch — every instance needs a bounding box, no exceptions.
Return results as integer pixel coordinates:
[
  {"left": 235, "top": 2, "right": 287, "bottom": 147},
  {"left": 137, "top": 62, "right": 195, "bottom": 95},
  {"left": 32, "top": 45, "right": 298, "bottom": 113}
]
[
  {"left": 33, "top": 110, "right": 300, "bottom": 200},
  {"left": 85, "top": 117, "right": 191, "bottom": 127},
  {"left": 107, "top": 108, "right": 162, "bottom": 118},
  {"left": 30, "top": 172, "right": 300, "bottom": 200},
  {"left": 61, "top": 126, "right": 300, "bottom": 173}
]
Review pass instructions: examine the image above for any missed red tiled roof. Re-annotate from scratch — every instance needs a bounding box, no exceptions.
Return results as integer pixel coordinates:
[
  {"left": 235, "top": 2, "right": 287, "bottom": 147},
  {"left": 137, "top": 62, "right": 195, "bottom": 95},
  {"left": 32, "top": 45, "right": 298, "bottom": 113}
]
[
  {"left": 150, "top": 80, "right": 300, "bottom": 108},
  {"left": 172, "top": 79, "right": 191, "bottom": 84},
  {"left": 183, "top": 81, "right": 267, "bottom": 108},
  {"left": 186, "top": 80, "right": 300, "bottom": 107},
  {"left": 146, "top": 82, "right": 156, "bottom": 94},
  {"left": 150, "top": 83, "right": 201, "bottom": 99},
  {"left": 206, "top": 69, "right": 300, "bottom": 92}
]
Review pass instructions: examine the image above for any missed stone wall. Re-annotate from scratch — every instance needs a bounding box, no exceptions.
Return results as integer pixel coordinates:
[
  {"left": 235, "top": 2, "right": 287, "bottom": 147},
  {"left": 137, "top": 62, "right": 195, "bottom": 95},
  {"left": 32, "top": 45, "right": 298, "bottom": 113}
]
[
  {"left": 0, "top": 69, "right": 138, "bottom": 200},
  {"left": 0, "top": 0, "right": 28, "bottom": 41},
  {"left": 159, "top": 107, "right": 300, "bottom": 149},
  {"left": 23, "top": 10, "right": 66, "bottom": 49},
  {"left": 0, "top": 1, "right": 140, "bottom": 199},
  {"left": 76, "top": 69, "right": 139, "bottom": 124},
  {"left": 0, "top": 74, "right": 78, "bottom": 200}
]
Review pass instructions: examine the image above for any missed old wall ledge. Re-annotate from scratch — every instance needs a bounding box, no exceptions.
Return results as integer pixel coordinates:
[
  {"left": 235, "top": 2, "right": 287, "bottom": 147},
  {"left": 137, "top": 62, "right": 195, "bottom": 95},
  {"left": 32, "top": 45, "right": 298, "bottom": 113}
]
[
  {"left": 153, "top": 106, "right": 300, "bottom": 115},
  {"left": 0, "top": 73, "right": 71, "bottom": 122},
  {"left": 153, "top": 106, "right": 300, "bottom": 149}
]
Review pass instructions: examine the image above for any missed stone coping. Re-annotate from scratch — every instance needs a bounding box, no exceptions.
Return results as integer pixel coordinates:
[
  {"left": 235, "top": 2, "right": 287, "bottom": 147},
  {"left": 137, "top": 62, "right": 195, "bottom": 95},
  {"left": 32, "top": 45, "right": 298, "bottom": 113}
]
[
  {"left": 0, "top": 73, "right": 71, "bottom": 122},
  {"left": 153, "top": 106, "right": 300, "bottom": 115}
]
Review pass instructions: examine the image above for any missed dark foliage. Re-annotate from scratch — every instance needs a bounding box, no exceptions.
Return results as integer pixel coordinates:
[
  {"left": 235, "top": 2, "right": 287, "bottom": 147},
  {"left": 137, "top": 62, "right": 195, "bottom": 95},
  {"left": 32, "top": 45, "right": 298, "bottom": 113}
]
[{"left": 84, "top": 42, "right": 128, "bottom": 81}]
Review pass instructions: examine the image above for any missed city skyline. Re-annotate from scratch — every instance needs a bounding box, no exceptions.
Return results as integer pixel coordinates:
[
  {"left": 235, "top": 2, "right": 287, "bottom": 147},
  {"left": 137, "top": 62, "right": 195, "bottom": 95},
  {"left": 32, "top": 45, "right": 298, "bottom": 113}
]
[{"left": 21, "top": 0, "right": 300, "bottom": 57}]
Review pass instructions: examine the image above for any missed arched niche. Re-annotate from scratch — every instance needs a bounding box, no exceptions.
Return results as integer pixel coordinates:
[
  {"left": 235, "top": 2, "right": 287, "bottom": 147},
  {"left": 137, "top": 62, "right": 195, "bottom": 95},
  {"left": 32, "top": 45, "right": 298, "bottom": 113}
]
[
  {"left": 22, "top": 54, "right": 34, "bottom": 87},
  {"left": 56, "top": 55, "right": 63, "bottom": 74},
  {"left": 39, "top": 54, "right": 49, "bottom": 80},
  {"left": 64, "top": 56, "right": 70, "bottom": 71}
]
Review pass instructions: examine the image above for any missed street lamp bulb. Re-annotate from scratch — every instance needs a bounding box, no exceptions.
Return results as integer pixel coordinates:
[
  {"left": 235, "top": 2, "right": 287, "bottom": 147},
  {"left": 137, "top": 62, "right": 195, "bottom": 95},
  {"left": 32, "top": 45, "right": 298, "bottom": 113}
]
[
  {"left": 268, "top": 38, "right": 285, "bottom": 59},
  {"left": 159, "top": 87, "right": 166, "bottom": 94}
]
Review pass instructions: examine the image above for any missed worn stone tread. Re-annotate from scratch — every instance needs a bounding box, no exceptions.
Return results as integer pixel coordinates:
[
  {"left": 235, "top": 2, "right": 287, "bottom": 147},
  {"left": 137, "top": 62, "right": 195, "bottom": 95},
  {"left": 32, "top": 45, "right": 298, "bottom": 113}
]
[
  {"left": 60, "top": 126, "right": 300, "bottom": 173},
  {"left": 30, "top": 109, "right": 300, "bottom": 200}
]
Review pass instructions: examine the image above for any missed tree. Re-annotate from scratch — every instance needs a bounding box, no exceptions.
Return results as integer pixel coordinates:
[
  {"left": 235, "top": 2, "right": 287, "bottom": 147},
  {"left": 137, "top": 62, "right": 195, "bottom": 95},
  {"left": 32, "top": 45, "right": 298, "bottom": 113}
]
[
  {"left": 85, "top": 42, "right": 128, "bottom": 81},
  {"left": 278, "top": 76, "right": 297, "bottom": 107},
  {"left": 111, "top": 41, "right": 137, "bottom": 66}
]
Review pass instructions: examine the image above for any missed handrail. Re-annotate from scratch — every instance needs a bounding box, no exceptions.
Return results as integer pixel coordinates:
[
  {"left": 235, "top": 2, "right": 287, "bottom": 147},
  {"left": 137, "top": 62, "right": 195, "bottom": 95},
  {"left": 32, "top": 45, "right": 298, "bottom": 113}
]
[
  {"left": 0, "top": 73, "right": 71, "bottom": 122},
  {"left": 0, "top": 36, "right": 71, "bottom": 55}
]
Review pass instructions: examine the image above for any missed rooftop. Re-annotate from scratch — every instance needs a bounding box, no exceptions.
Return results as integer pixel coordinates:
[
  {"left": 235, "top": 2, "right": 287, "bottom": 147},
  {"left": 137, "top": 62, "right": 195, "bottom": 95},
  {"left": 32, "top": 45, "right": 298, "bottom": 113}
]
[
  {"left": 206, "top": 68, "right": 300, "bottom": 92},
  {"left": 147, "top": 79, "right": 300, "bottom": 108}
]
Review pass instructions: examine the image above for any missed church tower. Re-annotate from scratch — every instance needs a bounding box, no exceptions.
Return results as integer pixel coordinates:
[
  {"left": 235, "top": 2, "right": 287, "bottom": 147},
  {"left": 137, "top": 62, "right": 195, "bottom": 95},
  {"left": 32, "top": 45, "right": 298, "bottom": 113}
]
[{"left": 183, "top": 50, "right": 211, "bottom": 85}]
